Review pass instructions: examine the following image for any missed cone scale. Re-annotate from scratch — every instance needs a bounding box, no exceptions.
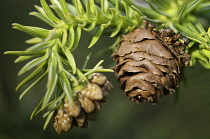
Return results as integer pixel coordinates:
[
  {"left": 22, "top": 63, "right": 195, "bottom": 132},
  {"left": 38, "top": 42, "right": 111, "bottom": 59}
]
[{"left": 112, "top": 25, "right": 190, "bottom": 104}]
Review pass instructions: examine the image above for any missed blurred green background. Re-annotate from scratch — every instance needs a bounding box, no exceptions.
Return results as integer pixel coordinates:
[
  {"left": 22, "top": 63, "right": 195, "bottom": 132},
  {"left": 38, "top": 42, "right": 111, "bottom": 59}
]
[{"left": 1, "top": 0, "right": 210, "bottom": 139}]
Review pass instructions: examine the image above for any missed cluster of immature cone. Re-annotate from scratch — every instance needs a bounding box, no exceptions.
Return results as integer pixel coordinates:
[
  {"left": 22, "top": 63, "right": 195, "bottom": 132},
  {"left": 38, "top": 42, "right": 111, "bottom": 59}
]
[
  {"left": 112, "top": 23, "right": 190, "bottom": 104},
  {"left": 53, "top": 73, "right": 113, "bottom": 134}
]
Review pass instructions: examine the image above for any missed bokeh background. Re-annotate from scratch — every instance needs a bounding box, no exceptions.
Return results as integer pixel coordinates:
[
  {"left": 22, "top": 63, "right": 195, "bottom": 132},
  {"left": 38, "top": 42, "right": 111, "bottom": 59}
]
[{"left": 1, "top": 0, "right": 210, "bottom": 139}]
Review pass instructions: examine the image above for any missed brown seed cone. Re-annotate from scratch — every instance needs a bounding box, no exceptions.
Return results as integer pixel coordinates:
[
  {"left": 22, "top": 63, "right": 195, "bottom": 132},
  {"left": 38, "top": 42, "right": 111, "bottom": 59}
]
[{"left": 112, "top": 27, "right": 190, "bottom": 104}]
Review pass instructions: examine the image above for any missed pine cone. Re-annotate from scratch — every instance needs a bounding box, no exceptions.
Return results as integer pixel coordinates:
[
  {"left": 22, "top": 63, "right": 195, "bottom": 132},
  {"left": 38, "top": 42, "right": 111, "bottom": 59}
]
[
  {"left": 53, "top": 73, "right": 113, "bottom": 133},
  {"left": 112, "top": 26, "right": 190, "bottom": 104}
]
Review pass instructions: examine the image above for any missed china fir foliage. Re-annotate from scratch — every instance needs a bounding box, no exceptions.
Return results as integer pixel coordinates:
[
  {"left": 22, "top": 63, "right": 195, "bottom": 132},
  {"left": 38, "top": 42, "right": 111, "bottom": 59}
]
[
  {"left": 4, "top": 0, "right": 210, "bottom": 132},
  {"left": 5, "top": 0, "right": 141, "bottom": 132}
]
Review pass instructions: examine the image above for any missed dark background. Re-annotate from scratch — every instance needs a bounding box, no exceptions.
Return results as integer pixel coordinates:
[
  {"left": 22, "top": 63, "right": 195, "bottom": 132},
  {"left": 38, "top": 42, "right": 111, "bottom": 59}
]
[{"left": 1, "top": 0, "right": 210, "bottom": 139}]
